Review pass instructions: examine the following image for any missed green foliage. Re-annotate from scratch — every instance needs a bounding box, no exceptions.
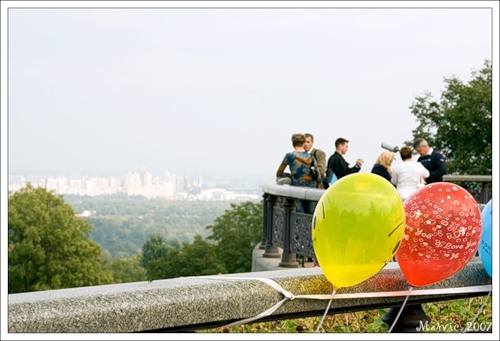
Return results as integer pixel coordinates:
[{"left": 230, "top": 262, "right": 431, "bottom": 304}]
[
  {"left": 138, "top": 200, "right": 262, "bottom": 279},
  {"left": 422, "top": 296, "right": 492, "bottom": 332},
  {"left": 54, "top": 196, "right": 262, "bottom": 281},
  {"left": 8, "top": 184, "right": 113, "bottom": 293},
  {"left": 176, "top": 235, "right": 227, "bottom": 276},
  {"left": 207, "top": 201, "right": 264, "bottom": 273},
  {"left": 408, "top": 59, "right": 492, "bottom": 175},
  {"left": 101, "top": 253, "right": 147, "bottom": 284},
  {"left": 140, "top": 234, "right": 181, "bottom": 280},
  {"left": 203, "top": 296, "right": 492, "bottom": 333},
  {"left": 64, "top": 195, "right": 233, "bottom": 258},
  {"left": 140, "top": 234, "right": 225, "bottom": 280}
]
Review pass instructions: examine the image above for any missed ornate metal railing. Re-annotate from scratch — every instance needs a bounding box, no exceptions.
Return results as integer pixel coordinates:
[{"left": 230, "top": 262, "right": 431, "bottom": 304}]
[{"left": 260, "top": 175, "right": 492, "bottom": 268}]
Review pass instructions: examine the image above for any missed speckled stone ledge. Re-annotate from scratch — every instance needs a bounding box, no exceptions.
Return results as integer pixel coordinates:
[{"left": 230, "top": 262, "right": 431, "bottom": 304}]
[{"left": 8, "top": 259, "right": 490, "bottom": 333}]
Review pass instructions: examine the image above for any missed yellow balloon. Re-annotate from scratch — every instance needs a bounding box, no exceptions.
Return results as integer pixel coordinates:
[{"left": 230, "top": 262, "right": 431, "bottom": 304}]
[{"left": 312, "top": 173, "right": 405, "bottom": 289}]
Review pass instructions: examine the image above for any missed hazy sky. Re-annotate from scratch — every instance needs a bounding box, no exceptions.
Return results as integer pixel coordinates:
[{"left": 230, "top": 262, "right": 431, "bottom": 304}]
[
  {"left": 1, "top": 3, "right": 498, "bottom": 339},
  {"left": 2, "top": 1, "right": 496, "bottom": 184}
]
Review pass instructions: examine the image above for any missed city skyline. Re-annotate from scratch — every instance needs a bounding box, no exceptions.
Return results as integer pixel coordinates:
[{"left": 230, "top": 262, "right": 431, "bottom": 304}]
[{"left": 8, "top": 170, "right": 261, "bottom": 201}]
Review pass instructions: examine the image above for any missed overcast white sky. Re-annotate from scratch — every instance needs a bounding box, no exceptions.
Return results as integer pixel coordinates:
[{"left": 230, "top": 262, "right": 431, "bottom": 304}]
[
  {"left": 1, "top": 1, "right": 497, "bottom": 186},
  {"left": 1, "top": 2, "right": 499, "bottom": 339}
]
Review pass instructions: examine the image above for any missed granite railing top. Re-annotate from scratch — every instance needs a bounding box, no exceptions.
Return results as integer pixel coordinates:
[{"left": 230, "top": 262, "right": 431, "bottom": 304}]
[
  {"left": 9, "top": 260, "right": 491, "bottom": 333},
  {"left": 262, "top": 174, "right": 491, "bottom": 202}
]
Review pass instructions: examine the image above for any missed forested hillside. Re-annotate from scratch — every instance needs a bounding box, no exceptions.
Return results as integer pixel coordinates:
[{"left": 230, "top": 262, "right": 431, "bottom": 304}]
[
  {"left": 9, "top": 187, "right": 263, "bottom": 292},
  {"left": 64, "top": 195, "right": 239, "bottom": 258}
]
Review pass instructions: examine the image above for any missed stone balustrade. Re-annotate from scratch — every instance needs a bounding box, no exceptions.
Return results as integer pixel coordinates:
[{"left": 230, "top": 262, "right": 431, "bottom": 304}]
[{"left": 8, "top": 259, "right": 491, "bottom": 333}]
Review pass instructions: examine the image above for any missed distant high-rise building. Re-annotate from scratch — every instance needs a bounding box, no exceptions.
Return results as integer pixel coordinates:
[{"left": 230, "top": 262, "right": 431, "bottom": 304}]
[{"left": 7, "top": 171, "right": 259, "bottom": 201}]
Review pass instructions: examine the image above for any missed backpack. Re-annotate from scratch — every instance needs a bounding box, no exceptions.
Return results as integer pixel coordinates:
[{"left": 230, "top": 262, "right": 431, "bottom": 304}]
[{"left": 310, "top": 151, "right": 321, "bottom": 181}]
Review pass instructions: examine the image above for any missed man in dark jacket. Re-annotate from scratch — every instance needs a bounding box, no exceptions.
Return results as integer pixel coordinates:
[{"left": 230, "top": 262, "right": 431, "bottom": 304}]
[
  {"left": 414, "top": 138, "right": 447, "bottom": 184},
  {"left": 326, "top": 137, "right": 364, "bottom": 185}
]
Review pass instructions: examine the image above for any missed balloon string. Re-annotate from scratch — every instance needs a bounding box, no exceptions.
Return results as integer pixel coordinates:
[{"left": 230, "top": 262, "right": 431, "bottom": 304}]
[
  {"left": 223, "top": 296, "right": 288, "bottom": 328},
  {"left": 315, "top": 289, "right": 336, "bottom": 333},
  {"left": 387, "top": 286, "right": 413, "bottom": 333},
  {"left": 203, "top": 276, "right": 336, "bottom": 329},
  {"left": 462, "top": 290, "right": 492, "bottom": 333},
  {"left": 201, "top": 277, "right": 490, "bottom": 331}
]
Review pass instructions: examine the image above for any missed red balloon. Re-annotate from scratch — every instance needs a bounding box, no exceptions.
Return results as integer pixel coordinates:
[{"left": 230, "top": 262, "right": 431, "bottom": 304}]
[{"left": 396, "top": 182, "right": 482, "bottom": 287}]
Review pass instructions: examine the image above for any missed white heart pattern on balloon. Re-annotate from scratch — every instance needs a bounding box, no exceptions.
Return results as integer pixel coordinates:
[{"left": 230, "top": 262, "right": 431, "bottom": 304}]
[{"left": 396, "top": 182, "right": 482, "bottom": 287}]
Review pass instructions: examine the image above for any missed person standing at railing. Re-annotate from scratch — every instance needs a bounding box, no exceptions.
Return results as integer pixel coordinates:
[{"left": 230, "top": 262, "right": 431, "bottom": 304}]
[
  {"left": 276, "top": 133, "right": 317, "bottom": 213},
  {"left": 325, "top": 137, "right": 364, "bottom": 187},
  {"left": 304, "top": 133, "right": 326, "bottom": 189},
  {"left": 414, "top": 138, "right": 447, "bottom": 184},
  {"left": 371, "top": 151, "right": 394, "bottom": 182},
  {"left": 391, "top": 146, "right": 430, "bottom": 201}
]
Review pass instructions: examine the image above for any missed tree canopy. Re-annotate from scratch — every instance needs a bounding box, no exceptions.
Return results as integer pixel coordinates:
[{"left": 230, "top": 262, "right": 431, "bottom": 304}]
[
  {"left": 9, "top": 186, "right": 264, "bottom": 289},
  {"left": 207, "top": 201, "right": 263, "bottom": 274},
  {"left": 140, "top": 200, "right": 263, "bottom": 279},
  {"left": 64, "top": 195, "right": 233, "bottom": 258},
  {"left": 140, "top": 234, "right": 225, "bottom": 280},
  {"left": 8, "top": 184, "right": 113, "bottom": 293},
  {"left": 408, "top": 59, "right": 492, "bottom": 175}
]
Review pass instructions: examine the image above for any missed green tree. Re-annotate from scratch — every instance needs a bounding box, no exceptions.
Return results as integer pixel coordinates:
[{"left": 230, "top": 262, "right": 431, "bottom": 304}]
[
  {"left": 408, "top": 59, "right": 492, "bottom": 175},
  {"left": 207, "top": 201, "right": 263, "bottom": 273},
  {"left": 140, "top": 234, "right": 226, "bottom": 280},
  {"left": 176, "top": 235, "right": 226, "bottom": 276},
  {"left": 64, "top": 195, "right": 232, "bottom": 259},
  {"left": 140, "top": 234, "right": 181, "bottom": 280},
  {"left": 8, "top": 184, "right": 113, "bottom": 293},
  {"left": 102, "top": 254, "right": 147, "bottom": 284},
  {"left": 138, "top": 201, "right": 262, "bottom": 279}
]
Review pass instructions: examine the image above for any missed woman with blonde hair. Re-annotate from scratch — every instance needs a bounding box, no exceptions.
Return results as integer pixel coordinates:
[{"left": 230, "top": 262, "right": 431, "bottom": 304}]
[{"left": 371, "top": 151, "right": 394, "bottom": 182}]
